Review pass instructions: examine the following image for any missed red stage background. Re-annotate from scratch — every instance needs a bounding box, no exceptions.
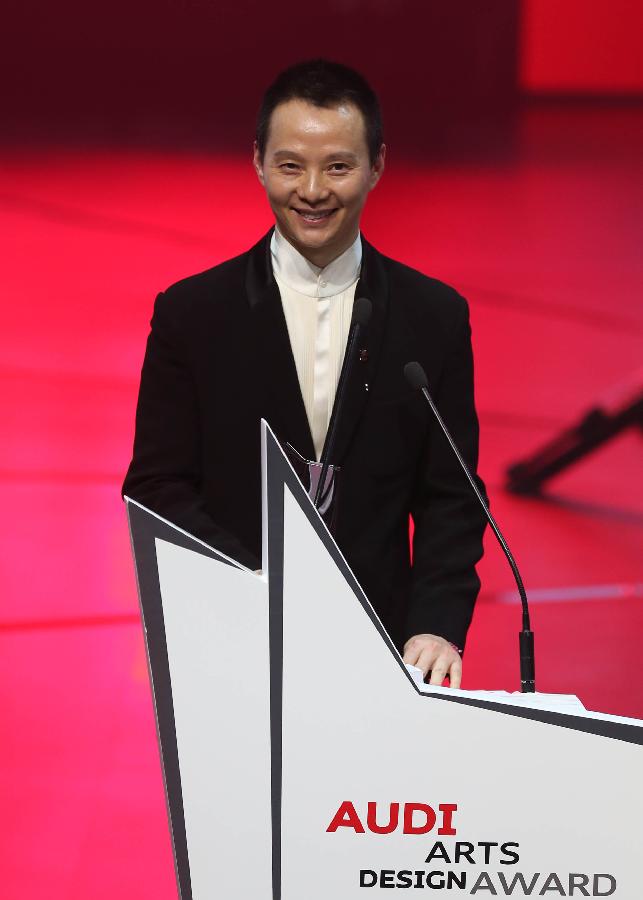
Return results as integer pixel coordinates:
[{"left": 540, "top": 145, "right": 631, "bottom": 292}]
[{"left": 1, "top": 2, "right": 642, "bottom": 897}]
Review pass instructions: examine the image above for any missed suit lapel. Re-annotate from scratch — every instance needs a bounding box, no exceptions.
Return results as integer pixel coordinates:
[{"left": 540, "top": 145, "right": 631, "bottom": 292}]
[
  {"left": 324, "top": 236, "right": 389, "bottom": 466},
  {"left": 245, "top": 231, "right": 316, "bottom": 460}
]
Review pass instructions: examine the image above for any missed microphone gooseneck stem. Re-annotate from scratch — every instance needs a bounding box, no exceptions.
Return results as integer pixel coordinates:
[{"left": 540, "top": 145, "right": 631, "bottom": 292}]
[
  {"left": 314, "top": 320, "right": 363, "bottom": 509},
  {"left": 418, "top": 384, "right": 536, "bottom": 693}
]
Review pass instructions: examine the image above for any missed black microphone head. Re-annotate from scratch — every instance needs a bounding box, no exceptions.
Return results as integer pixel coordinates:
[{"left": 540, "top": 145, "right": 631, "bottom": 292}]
[
  {"left": 404, "top": 361, "right": 429, "bottom": 391},
  {"left": 352, "top": 296, "right": 373, "bottom": 328}
]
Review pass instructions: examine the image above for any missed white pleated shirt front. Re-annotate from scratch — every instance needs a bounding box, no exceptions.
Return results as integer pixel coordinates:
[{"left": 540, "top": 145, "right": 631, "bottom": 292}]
[{"left": 270, "top": 228, "right": 362, "bottom": 461}]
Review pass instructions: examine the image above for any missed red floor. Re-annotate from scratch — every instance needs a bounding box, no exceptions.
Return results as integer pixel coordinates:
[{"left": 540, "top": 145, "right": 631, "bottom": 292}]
[{"left": 1, "top": 107, "right": 642, "bottom": 897}]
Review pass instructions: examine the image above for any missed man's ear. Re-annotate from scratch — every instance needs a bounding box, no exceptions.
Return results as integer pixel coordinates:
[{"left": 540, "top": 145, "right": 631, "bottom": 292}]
[
  {"left": 370, "top": 143, "right": 386, "bottom": 190},
  {"left": 253, "top": 141, "right": 265, "bottom": 186}
]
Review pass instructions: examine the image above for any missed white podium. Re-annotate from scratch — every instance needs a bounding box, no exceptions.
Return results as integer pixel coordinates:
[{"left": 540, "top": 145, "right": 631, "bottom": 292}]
[{"left": 126, "top": 423, "right": 642, "bottom": 899}]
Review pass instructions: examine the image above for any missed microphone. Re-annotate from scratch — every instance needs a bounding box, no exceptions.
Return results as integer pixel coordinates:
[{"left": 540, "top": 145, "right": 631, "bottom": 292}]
[
  {"left": 403, "top": 361, "right": 536, "bottom": 693},
  {"left": 313, "top": 297, "right": 373, "bottom": 509},
  {"left": 350, "top": 295, "right": 373, "bottom": 329}
]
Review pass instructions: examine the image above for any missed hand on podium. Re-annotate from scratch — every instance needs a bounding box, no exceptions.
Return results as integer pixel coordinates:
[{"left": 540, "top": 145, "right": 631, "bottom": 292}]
[{"left": 403, "top": 634, "right": 462, "bottom": 688}]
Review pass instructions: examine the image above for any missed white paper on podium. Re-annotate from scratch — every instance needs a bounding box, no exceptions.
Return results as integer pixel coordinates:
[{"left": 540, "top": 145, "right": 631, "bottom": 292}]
[{"left": 405, "top": 665, "right": 643, "bottom": 725}]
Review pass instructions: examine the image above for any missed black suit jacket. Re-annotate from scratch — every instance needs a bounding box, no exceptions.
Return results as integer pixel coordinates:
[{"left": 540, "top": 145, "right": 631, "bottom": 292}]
[{"left": 123, "top": 231, "right": 487, "bottom": 652}]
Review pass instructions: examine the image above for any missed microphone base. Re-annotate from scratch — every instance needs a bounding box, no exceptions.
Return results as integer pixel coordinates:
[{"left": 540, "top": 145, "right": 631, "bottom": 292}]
[{"left": 519, "top": 629, "right": 536, "bottom": 693}]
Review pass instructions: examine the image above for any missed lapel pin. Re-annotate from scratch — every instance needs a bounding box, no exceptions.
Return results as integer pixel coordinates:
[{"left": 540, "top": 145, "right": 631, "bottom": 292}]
[{"left": 359, "top": 348, "right": 368, "bottom": 362}]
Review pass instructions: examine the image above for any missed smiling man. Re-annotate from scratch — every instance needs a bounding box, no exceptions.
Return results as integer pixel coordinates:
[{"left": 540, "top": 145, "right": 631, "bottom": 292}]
[
  {"left": 254, "top": 97, "right": 384, "bottom": 269},
  {"left": 124, "top": 60, "right": 487, "bottom": 687}
]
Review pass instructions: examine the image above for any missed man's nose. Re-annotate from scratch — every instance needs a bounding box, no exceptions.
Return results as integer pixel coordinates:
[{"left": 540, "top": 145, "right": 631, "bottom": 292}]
[{"left": 297, "top": 169, "right": 330, "bottom": 204}]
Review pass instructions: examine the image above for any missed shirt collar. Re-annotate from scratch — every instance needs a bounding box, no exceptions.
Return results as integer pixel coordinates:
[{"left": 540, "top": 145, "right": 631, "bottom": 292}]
[{"left": 270, "top": 227, "right": 362, "bottom": 298}]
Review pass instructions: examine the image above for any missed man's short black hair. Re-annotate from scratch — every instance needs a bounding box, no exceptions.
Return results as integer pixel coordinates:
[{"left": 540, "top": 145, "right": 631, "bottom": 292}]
[{"left": 256, "top": 59, "right": 383, "bottom": 165}]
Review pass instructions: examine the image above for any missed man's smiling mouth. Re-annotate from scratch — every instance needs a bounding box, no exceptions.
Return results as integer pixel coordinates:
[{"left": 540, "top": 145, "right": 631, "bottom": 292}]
[{"left": 293, "top": 208, "right": 338, "bottom": 222}]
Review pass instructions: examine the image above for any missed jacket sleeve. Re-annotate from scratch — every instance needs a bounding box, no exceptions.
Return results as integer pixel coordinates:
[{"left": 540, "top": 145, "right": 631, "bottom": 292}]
[
  {"left": 122, "top": 290, "right": 260, "bottom": 570},
  {"left": 404, "top": 296, "right": 487, "bottom": 651}
]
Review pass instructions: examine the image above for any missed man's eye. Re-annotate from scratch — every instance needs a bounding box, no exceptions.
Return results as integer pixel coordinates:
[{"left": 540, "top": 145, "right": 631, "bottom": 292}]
[
  {"left": 280, "top": 163, "right": 300, "bottom": 172},
  {"left": 329, "top": 163, "right": 350, "bottom": 173}
]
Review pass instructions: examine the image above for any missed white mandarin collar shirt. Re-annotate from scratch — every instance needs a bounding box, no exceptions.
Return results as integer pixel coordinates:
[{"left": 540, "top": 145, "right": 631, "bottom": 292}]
[
  {"left": 270, "top": 227, "right": 362, "bottom": 298},
  {"left": 270, "top": 228, "right": 362, "bottom": 460}
]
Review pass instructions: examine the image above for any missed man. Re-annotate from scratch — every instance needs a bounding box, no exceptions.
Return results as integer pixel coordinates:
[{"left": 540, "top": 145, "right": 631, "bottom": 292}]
[{"left": 123, "top": 59, "right": 487, "bottom": 688}]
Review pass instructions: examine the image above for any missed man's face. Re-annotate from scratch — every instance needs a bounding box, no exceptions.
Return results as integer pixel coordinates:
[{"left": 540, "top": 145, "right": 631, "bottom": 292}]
[{"left": 254, "top": 99, "right": 385, "bottom": 267}]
